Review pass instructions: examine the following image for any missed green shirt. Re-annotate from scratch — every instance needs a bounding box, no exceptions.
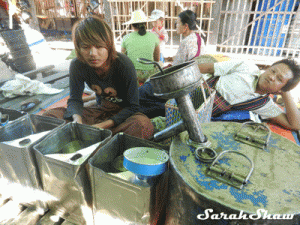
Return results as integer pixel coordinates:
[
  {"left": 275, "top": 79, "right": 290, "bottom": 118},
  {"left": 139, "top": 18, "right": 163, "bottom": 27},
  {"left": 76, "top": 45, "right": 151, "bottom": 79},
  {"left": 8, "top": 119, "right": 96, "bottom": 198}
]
[{"left": 121, "top": 31, "right": 159, "bottom": 71}]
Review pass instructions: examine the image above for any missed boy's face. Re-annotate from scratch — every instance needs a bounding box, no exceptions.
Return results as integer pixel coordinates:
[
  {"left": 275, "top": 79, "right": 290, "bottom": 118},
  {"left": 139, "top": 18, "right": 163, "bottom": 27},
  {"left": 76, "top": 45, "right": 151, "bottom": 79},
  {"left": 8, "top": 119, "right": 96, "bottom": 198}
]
[
  {"left": 80, "top": 44, "right": 109, "bottom": 69},
  {"left": 153, "top": 19, "right": 163, "bottom": 28},
  {"left": 257, "top": 63, "right": 293, "bottom": 94}
]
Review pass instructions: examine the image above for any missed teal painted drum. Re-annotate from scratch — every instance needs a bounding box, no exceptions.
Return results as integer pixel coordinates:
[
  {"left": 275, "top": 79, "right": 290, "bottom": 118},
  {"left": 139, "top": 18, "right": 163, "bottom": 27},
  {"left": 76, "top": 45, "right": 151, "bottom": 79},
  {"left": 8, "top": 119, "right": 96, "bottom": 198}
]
[{"left": 165, "top": 122, "right": 300, "bottom": 225}]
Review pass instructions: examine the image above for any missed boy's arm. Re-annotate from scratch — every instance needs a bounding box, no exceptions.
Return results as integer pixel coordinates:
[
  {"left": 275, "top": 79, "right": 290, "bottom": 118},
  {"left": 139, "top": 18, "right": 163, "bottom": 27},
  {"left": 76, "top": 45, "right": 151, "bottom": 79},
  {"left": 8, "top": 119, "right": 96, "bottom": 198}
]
[{"left": 270, "top": 91, "right": 300, "bottom": 130}]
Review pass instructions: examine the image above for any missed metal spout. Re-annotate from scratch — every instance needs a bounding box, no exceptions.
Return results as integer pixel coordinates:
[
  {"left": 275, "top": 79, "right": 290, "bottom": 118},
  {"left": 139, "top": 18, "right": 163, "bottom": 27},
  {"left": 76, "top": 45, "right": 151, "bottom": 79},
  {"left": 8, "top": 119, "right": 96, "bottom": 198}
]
[
  {"left": 176, "top": 94, "right": 206, "bottom": 143},
  {"left": 153, "top": 121, "right": 186, "bottom": 142}
]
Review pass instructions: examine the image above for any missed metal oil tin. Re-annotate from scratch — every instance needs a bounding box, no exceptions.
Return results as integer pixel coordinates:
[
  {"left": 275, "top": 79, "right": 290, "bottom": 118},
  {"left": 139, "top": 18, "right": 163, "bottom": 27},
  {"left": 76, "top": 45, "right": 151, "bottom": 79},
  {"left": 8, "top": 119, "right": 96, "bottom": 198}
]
[
  {"left": 0, "top": 107, "right": 27, "bottom": 126},
  {"left": 33, "top": 122, "right": 112, "bottom": 225},
  {"left": 0, "top": 114, "right": 65, "bottom": 189},
  {"left": 165, "top": 122, "right": 300, "bottom": 225},
  {"left": 89, "top": 133, "right": 169, "bottom": 225}
]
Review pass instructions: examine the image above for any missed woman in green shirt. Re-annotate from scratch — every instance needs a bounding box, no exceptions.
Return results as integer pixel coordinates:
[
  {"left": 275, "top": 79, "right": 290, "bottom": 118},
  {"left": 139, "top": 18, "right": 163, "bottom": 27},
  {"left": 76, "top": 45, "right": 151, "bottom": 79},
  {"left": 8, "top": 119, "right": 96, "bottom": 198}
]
[{"left": 121, "top": 10, "right": 160, "bottom": 85}]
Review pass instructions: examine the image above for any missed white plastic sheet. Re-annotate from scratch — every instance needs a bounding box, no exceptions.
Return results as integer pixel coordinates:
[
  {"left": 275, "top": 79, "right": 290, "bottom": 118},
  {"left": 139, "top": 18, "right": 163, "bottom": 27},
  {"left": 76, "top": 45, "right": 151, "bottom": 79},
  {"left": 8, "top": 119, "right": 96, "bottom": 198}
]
[{"left": 0, "top": 74, "right": 63, "bottom": 98}]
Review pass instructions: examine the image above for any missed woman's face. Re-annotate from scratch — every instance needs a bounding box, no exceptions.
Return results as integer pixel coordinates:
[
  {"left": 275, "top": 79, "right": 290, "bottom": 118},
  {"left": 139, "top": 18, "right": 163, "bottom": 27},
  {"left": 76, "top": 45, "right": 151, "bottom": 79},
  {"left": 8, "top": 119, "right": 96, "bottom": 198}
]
[
  {"left": 176, "top": 17, "right": 187, "bottom": 35},
  {"left": 80, "top": 44, "right": 109, "bottom": 69}
]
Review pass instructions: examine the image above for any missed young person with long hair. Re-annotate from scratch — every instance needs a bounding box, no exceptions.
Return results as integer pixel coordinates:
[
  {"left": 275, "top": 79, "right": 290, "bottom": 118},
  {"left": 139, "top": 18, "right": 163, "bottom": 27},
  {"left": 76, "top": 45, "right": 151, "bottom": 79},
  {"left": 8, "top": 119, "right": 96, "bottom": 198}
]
[{"left": 42, "top": 16, "right": 154, "bottom": 139}]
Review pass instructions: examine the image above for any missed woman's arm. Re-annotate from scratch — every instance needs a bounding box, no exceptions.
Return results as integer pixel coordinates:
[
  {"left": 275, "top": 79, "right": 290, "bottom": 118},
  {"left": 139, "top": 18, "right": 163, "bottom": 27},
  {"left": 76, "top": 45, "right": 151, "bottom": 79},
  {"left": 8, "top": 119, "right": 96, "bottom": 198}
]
[
  {"left": 172, "top": 41, "right": 187, "bottom": 65},
  {"left": 200, "top": 37, "right": 206, "bottom": 55},
  {"left": 154, "top": 45, "right": 160, "bottom": 62}
]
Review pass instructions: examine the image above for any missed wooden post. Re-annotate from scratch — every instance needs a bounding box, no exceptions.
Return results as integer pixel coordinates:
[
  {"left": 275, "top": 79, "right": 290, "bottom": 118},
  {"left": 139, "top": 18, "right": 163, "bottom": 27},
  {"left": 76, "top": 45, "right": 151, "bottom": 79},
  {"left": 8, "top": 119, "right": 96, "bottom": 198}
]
[
  {"left": 210, "top": 0, "right": 222, "bottom": 46},
  {"left": 102, "top": 0, "right": 112, "bottom": 28},
  {"left": 27, "top": 0, "right": 40, "bottom": 31},
  {"left": 8, "top": 0, "right": 13, "bottom": 29}
]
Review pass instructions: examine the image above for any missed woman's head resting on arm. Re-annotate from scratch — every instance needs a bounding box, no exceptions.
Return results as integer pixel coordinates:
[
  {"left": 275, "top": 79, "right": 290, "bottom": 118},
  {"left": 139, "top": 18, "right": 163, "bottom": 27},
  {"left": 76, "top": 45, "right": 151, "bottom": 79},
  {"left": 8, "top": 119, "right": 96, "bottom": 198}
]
[{"left": 72, "top": 15, "right": 117, "bottom": 69}]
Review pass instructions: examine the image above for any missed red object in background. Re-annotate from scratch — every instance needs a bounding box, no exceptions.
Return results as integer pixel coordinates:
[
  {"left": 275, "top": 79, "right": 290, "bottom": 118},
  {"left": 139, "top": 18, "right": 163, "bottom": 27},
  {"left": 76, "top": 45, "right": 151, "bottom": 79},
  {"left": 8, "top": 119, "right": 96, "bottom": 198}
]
[
  {"left": 0, "top": 0, "right": 8, "bottom": 11},
  {"left": 267, "top": 122, "right": 296, "bottom": 143}
]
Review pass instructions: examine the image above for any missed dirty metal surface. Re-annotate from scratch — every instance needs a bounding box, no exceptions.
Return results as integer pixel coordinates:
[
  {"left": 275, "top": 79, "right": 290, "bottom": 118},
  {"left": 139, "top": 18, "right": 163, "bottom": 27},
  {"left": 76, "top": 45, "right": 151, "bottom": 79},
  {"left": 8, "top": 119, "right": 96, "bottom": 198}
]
[{"left": 169, "top": 122, "right": 300, "bottom": 223}]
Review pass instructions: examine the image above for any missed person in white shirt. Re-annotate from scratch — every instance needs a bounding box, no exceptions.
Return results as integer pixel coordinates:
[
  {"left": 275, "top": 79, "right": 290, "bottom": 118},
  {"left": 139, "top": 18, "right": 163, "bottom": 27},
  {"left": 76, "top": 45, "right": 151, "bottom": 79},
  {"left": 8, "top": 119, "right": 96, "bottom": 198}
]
[{"left": 198, "top": 59, "right": 300, "bottom": 130}]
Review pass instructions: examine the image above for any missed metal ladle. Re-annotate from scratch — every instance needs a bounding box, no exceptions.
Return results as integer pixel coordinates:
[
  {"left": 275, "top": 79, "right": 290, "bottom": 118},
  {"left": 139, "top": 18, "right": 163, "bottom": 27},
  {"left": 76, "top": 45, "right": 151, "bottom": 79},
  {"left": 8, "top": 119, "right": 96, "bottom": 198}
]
[{"left": 137, "top": 58, "right": 165, "bottom": 75}]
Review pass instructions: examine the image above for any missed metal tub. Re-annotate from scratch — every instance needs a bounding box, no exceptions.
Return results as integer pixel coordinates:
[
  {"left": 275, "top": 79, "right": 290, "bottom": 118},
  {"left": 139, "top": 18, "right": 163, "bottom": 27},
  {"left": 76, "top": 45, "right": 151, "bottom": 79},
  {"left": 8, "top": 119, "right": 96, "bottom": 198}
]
[
  {"left": 165, "top": 122, "right": 300, "bottom": 225},
  {"left": 89, "top": 133, "right": 169, "bottom": 225},
  {"left": 33, "top": 123, "right": 112, "bottom": 225},
  {"left": 0, "top": 114, "right": 65, "bottom": 189}
]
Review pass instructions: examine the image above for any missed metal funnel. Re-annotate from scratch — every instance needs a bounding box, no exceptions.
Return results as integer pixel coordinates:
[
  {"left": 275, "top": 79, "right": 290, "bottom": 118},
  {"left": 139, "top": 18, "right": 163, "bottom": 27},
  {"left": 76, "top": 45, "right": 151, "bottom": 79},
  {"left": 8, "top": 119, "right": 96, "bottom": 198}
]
[{"left": 149, "top": 60, "right": 208, "bottom": 144}]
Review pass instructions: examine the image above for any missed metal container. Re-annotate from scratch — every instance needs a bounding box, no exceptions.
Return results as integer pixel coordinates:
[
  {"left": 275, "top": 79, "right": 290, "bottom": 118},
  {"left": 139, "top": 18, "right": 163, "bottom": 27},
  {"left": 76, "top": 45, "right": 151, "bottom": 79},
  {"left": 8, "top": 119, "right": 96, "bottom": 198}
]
[
  {"left": 0, "top": 114, "right": 65, "bottom": 189},
  {"left": 89, "top": 133, "right": 169, "bottom": 225},
  {"left": 0, "top": 29, "right": 36, "bottom": 73},
  {"left": 150, "top": 60, "right": 202, "bottom": 99},
  {"left": 165, "top": 122, "right": 300, "bottom": 225},
  {"left": 0, "top": 107, "right": 27, "bottom": 124},
  {"left": 33, "top": 123, "right": 112, "bottom": 225}
]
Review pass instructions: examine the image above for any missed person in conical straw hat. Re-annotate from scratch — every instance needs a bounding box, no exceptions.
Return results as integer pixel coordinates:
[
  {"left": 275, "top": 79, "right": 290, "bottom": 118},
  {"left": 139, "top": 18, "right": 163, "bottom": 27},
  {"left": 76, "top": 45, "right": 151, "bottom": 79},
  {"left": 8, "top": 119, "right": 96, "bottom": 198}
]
[
  {"left": 123, "top": 9, "right": 152, "bottom": 25},
  {"left": 121, "top": 10, "right": 160, "bottom": 85}
]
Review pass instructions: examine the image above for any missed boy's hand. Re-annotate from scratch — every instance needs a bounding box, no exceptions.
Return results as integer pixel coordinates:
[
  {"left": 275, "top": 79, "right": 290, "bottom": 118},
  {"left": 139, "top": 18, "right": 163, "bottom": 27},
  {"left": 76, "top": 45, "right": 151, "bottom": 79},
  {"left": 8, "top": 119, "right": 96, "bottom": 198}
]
[
  {"left": 93, "top": 120, "right": 114, "bottom": 129},
  {"left": 73, "top": 114, "right": 83, "bottom": 124}
]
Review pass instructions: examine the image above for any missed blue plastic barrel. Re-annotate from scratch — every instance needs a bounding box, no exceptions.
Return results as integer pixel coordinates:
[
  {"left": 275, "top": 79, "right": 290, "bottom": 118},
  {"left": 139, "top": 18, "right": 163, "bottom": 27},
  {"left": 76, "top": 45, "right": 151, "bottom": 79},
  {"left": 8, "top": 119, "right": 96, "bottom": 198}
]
[{"left": 250, "top": 0, "right": 295, "bottom": 56}]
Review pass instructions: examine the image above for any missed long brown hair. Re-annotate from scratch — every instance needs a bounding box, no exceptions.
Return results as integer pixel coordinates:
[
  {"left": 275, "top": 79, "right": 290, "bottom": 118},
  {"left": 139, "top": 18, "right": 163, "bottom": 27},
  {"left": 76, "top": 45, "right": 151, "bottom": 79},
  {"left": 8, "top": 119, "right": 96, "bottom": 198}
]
[{"left": 72, "top": 15, "right": 118, "bottom": 66}]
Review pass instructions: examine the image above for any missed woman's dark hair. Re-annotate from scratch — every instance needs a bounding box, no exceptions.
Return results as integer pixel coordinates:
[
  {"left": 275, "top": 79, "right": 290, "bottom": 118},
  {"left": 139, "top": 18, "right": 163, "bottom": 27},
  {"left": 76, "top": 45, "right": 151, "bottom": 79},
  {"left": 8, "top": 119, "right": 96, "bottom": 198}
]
[
  {"left": 178, "top": 10, "right": 198, "bottom": 30},
  {"left": 272, "top": 58, "right": 300, "bottom": 92},
  {"left": 132, "top": 23, "right": 147, "bottom": 36}
]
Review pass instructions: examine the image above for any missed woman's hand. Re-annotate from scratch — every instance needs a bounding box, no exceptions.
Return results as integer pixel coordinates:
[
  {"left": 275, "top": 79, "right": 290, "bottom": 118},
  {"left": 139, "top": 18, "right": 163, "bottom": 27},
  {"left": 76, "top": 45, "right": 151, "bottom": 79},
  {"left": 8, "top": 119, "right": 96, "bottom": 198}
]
[{"left": 93, "top": 119, "right": 115, "bottom": 129}]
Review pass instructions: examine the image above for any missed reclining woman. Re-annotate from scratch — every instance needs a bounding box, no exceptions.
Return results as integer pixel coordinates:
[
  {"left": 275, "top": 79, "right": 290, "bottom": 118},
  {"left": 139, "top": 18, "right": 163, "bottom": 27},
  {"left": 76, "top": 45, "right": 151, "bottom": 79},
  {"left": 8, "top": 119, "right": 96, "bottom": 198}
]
[{"left": 42, "top": 15, "right": 154, "bottom": 139}]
